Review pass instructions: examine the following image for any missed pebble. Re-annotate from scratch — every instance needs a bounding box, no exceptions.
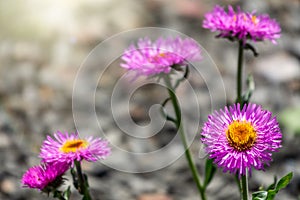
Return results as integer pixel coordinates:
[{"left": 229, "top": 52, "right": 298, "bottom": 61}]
[
  {"left": 138, "top": 193, "right": 173, "bottom": 200},
  {"left": 0, "top": 133, "right": 12, "bottom": 148},
  {"left": 253, "top": 51, "right": 300, "bottom": 83},
  {"left": 0, "top": 178, "right": 17, "bottom": 195}
]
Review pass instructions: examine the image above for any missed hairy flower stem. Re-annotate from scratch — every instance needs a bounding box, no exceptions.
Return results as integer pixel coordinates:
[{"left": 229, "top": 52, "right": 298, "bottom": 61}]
[
  {"left": 241, "top": 173, "right": 249, "bottom": 200},
  {"left": 164, "top": 77, "right": 206, "bottom": 200},
  {"left": 236, "top": 40, "right": 249, "bottom": 200},
  {"left": 74, "top": 161, "right": 92, "bottom": 200},
  {"left": 236, "top": 40, "right": 244, "bottom": 105}
]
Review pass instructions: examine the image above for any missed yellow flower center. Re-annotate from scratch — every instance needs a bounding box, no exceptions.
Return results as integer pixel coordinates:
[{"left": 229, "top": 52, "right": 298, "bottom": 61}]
[
  {"left": 226, "top": 120, "right": 257, "bottom": 151},
  {"left": 157, "top": 53, "right": 167, "bottom": 58},
  {"left": 251, "top": 15, "right": 258, "bottom": 25},
  {"left": 59, "top": 139, "right": 88, "bottom": 153},
  {"left": 149, "top": 52, "right": 169, "bottom": 63}
]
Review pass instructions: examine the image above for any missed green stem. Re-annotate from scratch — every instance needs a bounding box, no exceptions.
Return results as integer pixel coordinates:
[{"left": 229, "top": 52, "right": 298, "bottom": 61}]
[
  {"left": 236, "top": 40, "right": 244, "bottom": 105},
  {"left": 74, "top": 161, "right": 92, "bottom": 200},
  {"left": 241, "top": 173, "right": 249, "bottom": 200},
  {"left": 164, "top": 77, "right": 206, "bottom": 200},
  {"left": 234, "top": 173, "right": 242, "bottom": 193},
  {"left": 236, "top": 41, "right": 249, "bottom": 200}
]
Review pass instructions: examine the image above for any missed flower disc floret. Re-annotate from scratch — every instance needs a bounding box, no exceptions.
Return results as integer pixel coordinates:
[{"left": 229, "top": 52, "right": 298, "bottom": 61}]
[
  {"left": 226, "top": 120, "right": 257, "bottom": 151},
  {"left": 121, "top": 37, "right": 202, "bottom": 77},
  {"left": 40, "top": 131, "right": 111, "bottom": 166},
  {"left": 60, "top": 139, "right": 88, "bottom": 153},
  {"left": 201, "top": 103, "right": 282, "bottom": 176},
  {"left": 202, "top": 5, "right": 281, "bottom": 44}
]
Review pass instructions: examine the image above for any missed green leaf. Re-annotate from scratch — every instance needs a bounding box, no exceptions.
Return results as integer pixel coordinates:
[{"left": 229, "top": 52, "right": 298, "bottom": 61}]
[
  {"left": 63, "top": 186, "right": 71, "bottom": 200},
  {"left": 275, "top": 172, "right": 293, "bottom": 192},
  {"left": 244, "top": 43, "right": 259, "bottom": 57},
  {"left": 266, "top": 176, "right": 277, "bottom": 191},
  {"left": 234, "top": 173, "right": 242, "bottom": 192},
  {"left": 83, "top": 173, "right": 90, "bottom": 187},
  {"left": 253, "top": 173, "right": 293, "bottom": 200},
  {"left": 266, "top": 190, "right": 276, "bottom": 200},
  {"left": 203, "top": 159, "right": 216, "bottom": 188},
  {"left": 252, "top": 191, "right": 267, "bottom": 200},
  {"left": 243, "top": 74, "right": 255, "bottom": 104}
]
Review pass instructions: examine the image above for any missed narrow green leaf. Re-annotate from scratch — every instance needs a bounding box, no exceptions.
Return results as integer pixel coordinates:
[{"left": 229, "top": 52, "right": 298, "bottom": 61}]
[
  {"left": 244, "top": 43, "right": 259, "bottom": 57},
  {"left": 83, "top": 173, "right": 90, "bottom": 187},
  {"left": 63, "top": 186, "right": 71, "bottom": 200},
  {"left": 203, "top": 159, "right": 216, "bottom": 188},
  {"left": 266, "top": 189, "right": 276, "bottom": 200},
  {"left": 252, "top": 191, "right": 267, "bottom": 200},
  {"left": 242, "top": 74, "right": 255, "bottom": 103},
  {"left": 276, "top": 172, "right": 293, "bottom": 192},
  {"left": 266, "top": 176, "right": 277, "bottom": 191},
  {"left": 71, "top": 168, "right": 78, "bottom": 189},
  {"left": 234, "top": 173, "right": 242, "bottom": 192}
]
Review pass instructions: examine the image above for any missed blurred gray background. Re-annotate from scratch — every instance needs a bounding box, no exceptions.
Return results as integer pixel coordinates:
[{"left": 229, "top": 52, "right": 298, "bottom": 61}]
[{"left": 0, "top": 0, "right": 299, "bottom": 199}]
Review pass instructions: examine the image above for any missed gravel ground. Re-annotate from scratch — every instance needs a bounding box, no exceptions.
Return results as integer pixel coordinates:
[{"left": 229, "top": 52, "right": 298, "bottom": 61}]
[{"left": 0, "top": 0, "right": 299, "bottom": 200}]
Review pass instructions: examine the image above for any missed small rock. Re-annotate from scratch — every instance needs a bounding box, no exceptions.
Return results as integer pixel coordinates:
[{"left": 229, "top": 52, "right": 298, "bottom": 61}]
[
  {"left": 0, "top": 133, "right": 12, "bottom": 148},
  {"left": 138, "top": 193, "right": 173, "bottom": 200},
  {"left": 253, "top": 52, "right": 300, "bottom": 83},
  {"left": 0, "top": 178, "right": 17, "bottom": 194},
  {"left": 13, "top": 42, "right": 43, "bottom": 63}
]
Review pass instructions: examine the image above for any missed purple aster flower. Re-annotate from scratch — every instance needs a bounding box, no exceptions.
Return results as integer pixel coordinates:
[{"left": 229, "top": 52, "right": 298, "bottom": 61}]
[
  {"left": 121, "top": 37, "right": 202, "bottom": 77},
  {"left": 21, "top": 162, "right": 68, "bottom": 190},
  {"left": 201, "top": 103, "right": 282, "bottom": 176},
  {"left": 203, "top": 5, "right": 281, "bottom": 44},
  {"left": 40, "top": 131, "right": 111, "bottom": 166}
]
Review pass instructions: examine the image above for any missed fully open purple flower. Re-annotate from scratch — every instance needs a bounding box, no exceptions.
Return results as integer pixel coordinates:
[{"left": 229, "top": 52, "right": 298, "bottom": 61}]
[
  {"left": 121, "top": 37, "right": 202, "bottom": 77},
  {"left": 40, "top": 131, "right": 111, "bottom": 166},
  {"left": 21, "top": 162, "right": 68, "bottom": 190},
  {"left": 201, "top": 103, "right": 282, "bottom": 176},
  {"left": 203, "top": 5, "right": 281, "bottom": 44}
]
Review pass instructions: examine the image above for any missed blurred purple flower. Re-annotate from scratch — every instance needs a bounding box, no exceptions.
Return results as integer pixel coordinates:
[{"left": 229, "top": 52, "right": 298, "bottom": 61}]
[
  {"left": 201, "top": 103, "right": 282, "bottom": 176},
  {"left": 40, "top": 131, "right": 110, "bottom": 166},
  {"left": 121, "top": 37, "right": 202, "bottom": 77},
  {"left": 21, "top": 162, "right": 68, "bottom": 190},
  {"left": 203, "top": 5, "right": 281, "bottom": 44}
]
